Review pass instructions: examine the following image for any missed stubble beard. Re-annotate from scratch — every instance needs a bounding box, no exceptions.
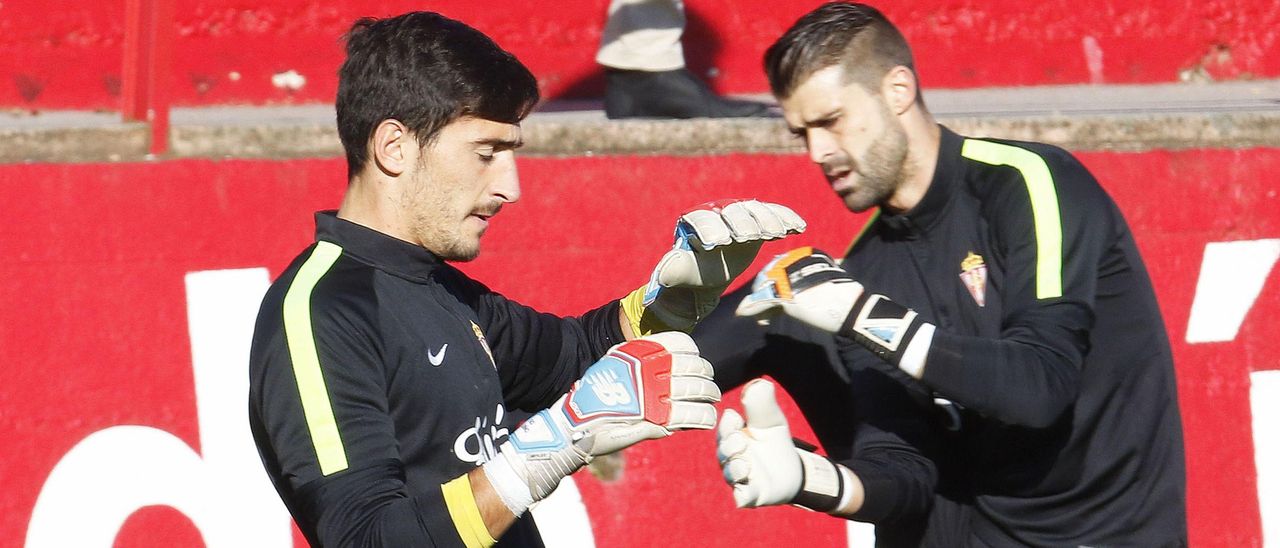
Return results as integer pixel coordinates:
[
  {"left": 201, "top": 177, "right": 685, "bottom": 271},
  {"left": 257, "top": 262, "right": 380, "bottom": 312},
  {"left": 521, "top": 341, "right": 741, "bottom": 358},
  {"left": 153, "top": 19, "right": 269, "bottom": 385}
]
[
  {"left": 435, "top": 232, "right": 481, "bottom": 262},
  {"left": 842, "top": 117, "right": 910, "bottom": 213},
  {"left": 404, "top": 176, "right": 482, "bottom": 263},
  {"left": 417, "top": 209, "right": 481, "bottom": 262}
]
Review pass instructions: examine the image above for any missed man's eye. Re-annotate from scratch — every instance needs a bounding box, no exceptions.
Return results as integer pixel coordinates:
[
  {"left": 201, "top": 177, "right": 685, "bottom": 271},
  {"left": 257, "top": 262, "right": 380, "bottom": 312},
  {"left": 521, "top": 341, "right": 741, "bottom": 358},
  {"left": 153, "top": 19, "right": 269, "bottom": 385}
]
[{"left": 477, "top": 153, "right": 495, "bottom": 163}]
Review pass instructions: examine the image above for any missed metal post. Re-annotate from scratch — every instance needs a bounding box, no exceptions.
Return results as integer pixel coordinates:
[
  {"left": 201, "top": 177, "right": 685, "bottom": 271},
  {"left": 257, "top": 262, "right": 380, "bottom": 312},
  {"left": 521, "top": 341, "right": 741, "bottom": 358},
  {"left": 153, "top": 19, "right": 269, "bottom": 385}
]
[{"left": 121, "top": 0, "right": 173, "bottom": 156}]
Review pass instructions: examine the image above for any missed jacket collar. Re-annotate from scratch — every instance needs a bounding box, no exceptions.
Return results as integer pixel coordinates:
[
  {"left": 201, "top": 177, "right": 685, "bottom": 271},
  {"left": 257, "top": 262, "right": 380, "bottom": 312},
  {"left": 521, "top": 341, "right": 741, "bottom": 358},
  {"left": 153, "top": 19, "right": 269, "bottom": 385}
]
[
  {"left": 878, "top": 125, "right": 963, "bottom": 239},
  {"left": 314, "top": 210, "right": 444, "bottom": 281}
]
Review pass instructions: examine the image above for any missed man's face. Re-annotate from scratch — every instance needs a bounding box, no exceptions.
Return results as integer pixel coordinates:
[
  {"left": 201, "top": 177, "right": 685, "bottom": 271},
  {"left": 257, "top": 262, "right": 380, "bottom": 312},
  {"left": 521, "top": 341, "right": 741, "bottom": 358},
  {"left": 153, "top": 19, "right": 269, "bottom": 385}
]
[
  {"left": 402, "top": 116, "right": 522, "bottom": 261},
  {"left": 780, "top": 65, "right": 908, "bottom": 213}
]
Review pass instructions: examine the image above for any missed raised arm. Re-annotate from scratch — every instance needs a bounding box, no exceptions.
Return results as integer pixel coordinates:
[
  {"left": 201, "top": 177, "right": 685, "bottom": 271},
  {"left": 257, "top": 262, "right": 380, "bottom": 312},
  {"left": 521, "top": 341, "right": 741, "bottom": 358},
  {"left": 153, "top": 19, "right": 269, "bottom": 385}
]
[{"left": 735, "top": 145, "right": 1115, "bottom": 428}]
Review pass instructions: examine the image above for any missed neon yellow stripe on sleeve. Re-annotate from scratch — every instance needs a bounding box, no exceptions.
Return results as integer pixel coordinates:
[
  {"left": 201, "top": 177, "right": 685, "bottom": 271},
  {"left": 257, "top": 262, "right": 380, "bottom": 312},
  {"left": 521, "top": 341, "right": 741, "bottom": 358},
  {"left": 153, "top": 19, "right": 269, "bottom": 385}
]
[
  {"left": 442, "top": 474, "right": 497, "bottom": 548},
  {"left": 283, "top": 240, "right": 349, "bottom": 475},
  {"left": 961, "top": 139, "right": 1064, "bottom": 299}
]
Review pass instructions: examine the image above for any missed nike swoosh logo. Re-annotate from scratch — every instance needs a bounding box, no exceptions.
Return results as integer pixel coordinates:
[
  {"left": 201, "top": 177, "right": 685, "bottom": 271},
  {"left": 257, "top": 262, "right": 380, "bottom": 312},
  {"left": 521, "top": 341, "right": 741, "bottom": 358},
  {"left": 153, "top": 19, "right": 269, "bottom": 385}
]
[{"left": 428, "top": 343, "right": 448, "bottom": 367}]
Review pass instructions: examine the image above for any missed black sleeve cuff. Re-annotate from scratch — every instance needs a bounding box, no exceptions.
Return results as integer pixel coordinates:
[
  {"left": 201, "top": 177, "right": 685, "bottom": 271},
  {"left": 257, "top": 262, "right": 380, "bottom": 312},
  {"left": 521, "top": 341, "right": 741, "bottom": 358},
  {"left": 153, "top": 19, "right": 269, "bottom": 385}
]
[
  {"left": 294, "top": 459, "right": 451, "bottom": 546},
  {"left": 844, "top": 459, "right": 932, "bottom": 524},
  {"left": 580, "top": 300, "right": 626, "bottom": 356}
]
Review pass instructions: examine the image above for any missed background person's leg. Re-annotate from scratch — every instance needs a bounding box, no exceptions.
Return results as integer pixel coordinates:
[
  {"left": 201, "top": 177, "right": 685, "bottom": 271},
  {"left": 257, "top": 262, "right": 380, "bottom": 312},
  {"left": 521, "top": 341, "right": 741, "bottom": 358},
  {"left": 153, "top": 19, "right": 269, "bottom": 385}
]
[
  {"left": 597, "top": 0, "right": 687, "bottom": 72},
  {"left": 596, "top": 0, "right": 768, "bottom": 119}
]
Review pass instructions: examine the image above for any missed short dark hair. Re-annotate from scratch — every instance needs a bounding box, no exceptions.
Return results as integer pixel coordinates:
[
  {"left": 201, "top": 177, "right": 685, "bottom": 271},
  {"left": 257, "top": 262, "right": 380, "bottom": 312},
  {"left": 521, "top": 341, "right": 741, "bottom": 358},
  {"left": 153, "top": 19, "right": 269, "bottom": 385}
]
[
  {"left": 336, "top": 12, "right": 540, "bottom": 178},
  {"left": 764, "top": 2, "right": 915, "bottom": 99}
]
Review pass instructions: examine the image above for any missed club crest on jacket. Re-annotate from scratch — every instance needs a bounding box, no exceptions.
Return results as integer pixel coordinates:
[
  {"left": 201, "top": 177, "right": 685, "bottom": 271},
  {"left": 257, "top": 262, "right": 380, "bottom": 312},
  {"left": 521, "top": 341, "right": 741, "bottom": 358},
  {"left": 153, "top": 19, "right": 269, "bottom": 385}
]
[
  {"left": 471, "top": 320, "right": 497, "bottom": 369},
  {"left": 960, "top": 251, "right": 988, "bottom": 307}
]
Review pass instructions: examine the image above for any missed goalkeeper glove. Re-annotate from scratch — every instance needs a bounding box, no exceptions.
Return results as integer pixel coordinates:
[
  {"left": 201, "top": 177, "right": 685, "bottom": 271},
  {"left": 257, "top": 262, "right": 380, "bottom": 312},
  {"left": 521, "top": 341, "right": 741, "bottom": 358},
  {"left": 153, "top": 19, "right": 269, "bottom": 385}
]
[
  {"left": 716, "top": 380, "right": 857, "bottom": 512},
  {"left": 622, "top": 199, "right": 806, "bottom": 335},
  {"left": 735, "top": 247, "right": 936, "bottom": 378},
  {"left": 483, "top": 331, "right": 720, "bottom": 516}
]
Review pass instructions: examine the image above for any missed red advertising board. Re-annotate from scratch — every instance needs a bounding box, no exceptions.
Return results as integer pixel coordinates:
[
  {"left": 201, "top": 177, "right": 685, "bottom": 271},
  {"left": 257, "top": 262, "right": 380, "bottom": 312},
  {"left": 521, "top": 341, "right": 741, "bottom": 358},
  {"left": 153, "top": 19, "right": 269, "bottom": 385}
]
[
  {"left": 3, "top": 150, "right": 1279, "bottom": 546},
  {"left": 3, "top": 0, "right": 1279, "bottom": 110}
]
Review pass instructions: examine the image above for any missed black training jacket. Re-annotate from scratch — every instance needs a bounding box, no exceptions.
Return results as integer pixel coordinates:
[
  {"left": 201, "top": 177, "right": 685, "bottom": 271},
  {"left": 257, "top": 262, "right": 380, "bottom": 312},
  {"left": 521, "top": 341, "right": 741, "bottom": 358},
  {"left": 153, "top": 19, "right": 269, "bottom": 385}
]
[
  {"left": 698, "top": 126, "right": 1187, "bottom": 547},
  {"left": 249, "top": 211, "right": 624, "bottom": 547}
]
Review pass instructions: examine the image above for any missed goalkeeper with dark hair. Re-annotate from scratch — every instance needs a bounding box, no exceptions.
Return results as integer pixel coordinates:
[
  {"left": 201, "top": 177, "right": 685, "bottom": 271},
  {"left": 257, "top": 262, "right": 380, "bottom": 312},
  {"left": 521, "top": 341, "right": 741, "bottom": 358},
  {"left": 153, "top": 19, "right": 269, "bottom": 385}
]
[
  {"left": 248, "top": 11, "right": 805, "bottom": 547},
  {"left": 700, "top": 3, "right": 1187, "bottom": 546}
]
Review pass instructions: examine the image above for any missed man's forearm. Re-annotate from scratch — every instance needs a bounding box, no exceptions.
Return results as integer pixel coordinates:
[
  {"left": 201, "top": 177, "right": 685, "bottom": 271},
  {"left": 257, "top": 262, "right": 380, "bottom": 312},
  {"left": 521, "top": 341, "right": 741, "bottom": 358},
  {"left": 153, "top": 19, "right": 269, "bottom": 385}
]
[
  {"left": 828, "top": 462, "right": 867, "bottom": 517},
  {"left": 468, "top": 468, "right": 518, "bottom": 542}
]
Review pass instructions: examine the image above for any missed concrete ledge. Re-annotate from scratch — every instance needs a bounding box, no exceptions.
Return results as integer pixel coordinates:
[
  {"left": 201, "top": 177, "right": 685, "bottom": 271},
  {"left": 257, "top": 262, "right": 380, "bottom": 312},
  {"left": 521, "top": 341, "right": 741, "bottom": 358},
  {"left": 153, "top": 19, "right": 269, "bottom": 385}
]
[
  {"left": 0, "top": 111, "right": 149, "bottom": 163},
  {"left": 527, "top": 112, "right": 1280, "bottom": 155},
  {"left": 522, "top": 116, "right": 798, "bottom": 156},
  {"left": 169, "top": 105, "right": 342, "bottom": 159},
  {"left": 2, "top": 80, "right": 1278, "bottom": 163},
  {"left": 946, "top": 112, "right": 1280, "bottom": 152}
]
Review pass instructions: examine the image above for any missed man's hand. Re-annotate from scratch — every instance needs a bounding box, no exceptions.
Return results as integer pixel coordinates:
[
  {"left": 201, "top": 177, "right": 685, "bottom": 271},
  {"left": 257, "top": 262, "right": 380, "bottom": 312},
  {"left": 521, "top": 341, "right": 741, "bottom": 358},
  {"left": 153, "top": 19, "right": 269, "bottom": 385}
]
[
  {"left": 484, "top": 332, "right": 720, "bottom": 515},
  {"left": 623, "top": 199, "right": 806, "bottom": 335},
  {"left": 735, "top": 247, "right": 862, "bottom": 332},
  {"left": 735, "top": 247, "right": 934, "bottom": 376},
  {"left": 716, "top": 380, "right": 803, "bottom": 507},
  {"left": 717, "top": 380, "right": 854, "bottom": 512}
]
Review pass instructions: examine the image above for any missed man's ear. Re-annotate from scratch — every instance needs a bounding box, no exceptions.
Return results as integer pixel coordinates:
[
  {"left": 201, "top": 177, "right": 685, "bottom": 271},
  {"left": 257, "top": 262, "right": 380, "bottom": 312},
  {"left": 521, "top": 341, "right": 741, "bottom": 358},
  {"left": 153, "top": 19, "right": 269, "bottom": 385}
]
[
  {"left": 371, "top": 119, "right": 412, "bottom": 176},
  {"left": 882, "top": 66, "right": 918, "bottom": 116}
]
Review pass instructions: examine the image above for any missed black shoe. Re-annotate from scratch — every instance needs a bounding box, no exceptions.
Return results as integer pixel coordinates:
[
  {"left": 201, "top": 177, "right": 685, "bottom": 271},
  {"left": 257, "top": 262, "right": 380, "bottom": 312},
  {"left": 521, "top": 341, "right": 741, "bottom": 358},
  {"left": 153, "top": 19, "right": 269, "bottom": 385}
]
[{"left": 604, "top": 68, "right": 771, "bottom": 119}]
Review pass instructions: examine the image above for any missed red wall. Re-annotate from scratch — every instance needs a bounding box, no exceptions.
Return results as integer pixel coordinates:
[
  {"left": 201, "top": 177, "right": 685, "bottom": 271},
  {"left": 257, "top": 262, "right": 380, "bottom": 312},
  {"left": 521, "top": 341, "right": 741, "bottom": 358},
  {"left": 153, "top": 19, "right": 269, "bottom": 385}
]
[
  {"left": 4, "top": 0, "right": 1279, "bottom": 110},
  {"left": 3, "top": 150, "right": 1279, "bottom": 546}
]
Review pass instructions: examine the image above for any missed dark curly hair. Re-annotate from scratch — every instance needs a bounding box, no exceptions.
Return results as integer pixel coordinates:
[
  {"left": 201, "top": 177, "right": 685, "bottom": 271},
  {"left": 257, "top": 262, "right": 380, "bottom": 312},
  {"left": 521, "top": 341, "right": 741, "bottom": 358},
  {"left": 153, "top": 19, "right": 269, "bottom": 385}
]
[
  {"left": 764, "top": 2, "right": 915, "bottom": 99},
  {"left": 336, "top": 12, "right": 540, "bottom": 179}
]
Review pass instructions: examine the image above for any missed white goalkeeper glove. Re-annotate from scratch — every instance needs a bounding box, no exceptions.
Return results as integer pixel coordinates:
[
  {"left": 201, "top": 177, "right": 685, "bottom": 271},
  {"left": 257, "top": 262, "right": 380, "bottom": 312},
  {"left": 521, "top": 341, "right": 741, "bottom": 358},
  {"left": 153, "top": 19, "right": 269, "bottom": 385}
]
[
  {"left": 483, "top": 331, "right": 720, "bottom": 516},
  {"left": 716, "top": 380, "right": 856, "bottom": 512},
  {"left": 622, "top": 199, "right": 806, "bottom": 335},
  {"left": 735, "top": 247, "right": 936, "bottom": 379}
]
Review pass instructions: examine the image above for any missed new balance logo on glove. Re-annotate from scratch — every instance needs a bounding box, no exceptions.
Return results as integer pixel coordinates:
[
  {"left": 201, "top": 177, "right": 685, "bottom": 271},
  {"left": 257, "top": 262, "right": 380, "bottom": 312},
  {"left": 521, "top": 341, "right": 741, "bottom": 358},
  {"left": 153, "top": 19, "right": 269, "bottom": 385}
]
[
  {"left": 587, "top": 369, "right": 634, "bottom": 407},
  {"left": 486, "top": 332, "right": 720, "bottom": 510},
  {"left": 568, "top": 356, "right": 642, "bottom": 422}
]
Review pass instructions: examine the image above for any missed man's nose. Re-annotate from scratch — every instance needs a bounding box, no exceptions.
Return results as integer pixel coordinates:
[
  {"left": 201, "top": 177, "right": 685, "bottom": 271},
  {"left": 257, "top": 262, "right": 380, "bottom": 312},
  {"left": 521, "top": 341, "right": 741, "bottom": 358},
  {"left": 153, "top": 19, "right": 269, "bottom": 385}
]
[
  {"left": 492, "top": 155, "right": 521, "bottom": 204},
  {"left": 806, "top": 129, "right": 837, "bottom": 165}
]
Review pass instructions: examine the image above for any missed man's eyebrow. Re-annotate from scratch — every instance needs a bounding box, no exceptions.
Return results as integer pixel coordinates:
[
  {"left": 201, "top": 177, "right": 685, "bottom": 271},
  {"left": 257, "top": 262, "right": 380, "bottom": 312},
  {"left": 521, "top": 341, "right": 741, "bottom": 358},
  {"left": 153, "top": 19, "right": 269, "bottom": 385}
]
[
  {"left": 802, "top": 109, "right": 841, "bottom": 127},
  {"left": 473, "top": 137, "right": 523, "bottom": 150},
  {"left": 788, "top": 109, "right": 841, "bottom": 135}
]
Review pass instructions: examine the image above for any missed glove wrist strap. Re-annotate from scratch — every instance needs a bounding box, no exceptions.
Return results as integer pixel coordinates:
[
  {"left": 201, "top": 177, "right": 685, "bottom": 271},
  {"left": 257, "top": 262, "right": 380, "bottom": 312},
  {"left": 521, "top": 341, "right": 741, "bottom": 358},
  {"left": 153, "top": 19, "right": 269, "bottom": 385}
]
[
  {"left": 481, "top": 452, "right": 535, "bottom": 517},
  {"left": 790, "top": 449, "right": 844, "bottom": 513},
  {"left": 841, "top": 292, "right": 930, "bottom": 368},
  {"left": 498, "top": 408, "right": 591, "bottom": 503}
]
